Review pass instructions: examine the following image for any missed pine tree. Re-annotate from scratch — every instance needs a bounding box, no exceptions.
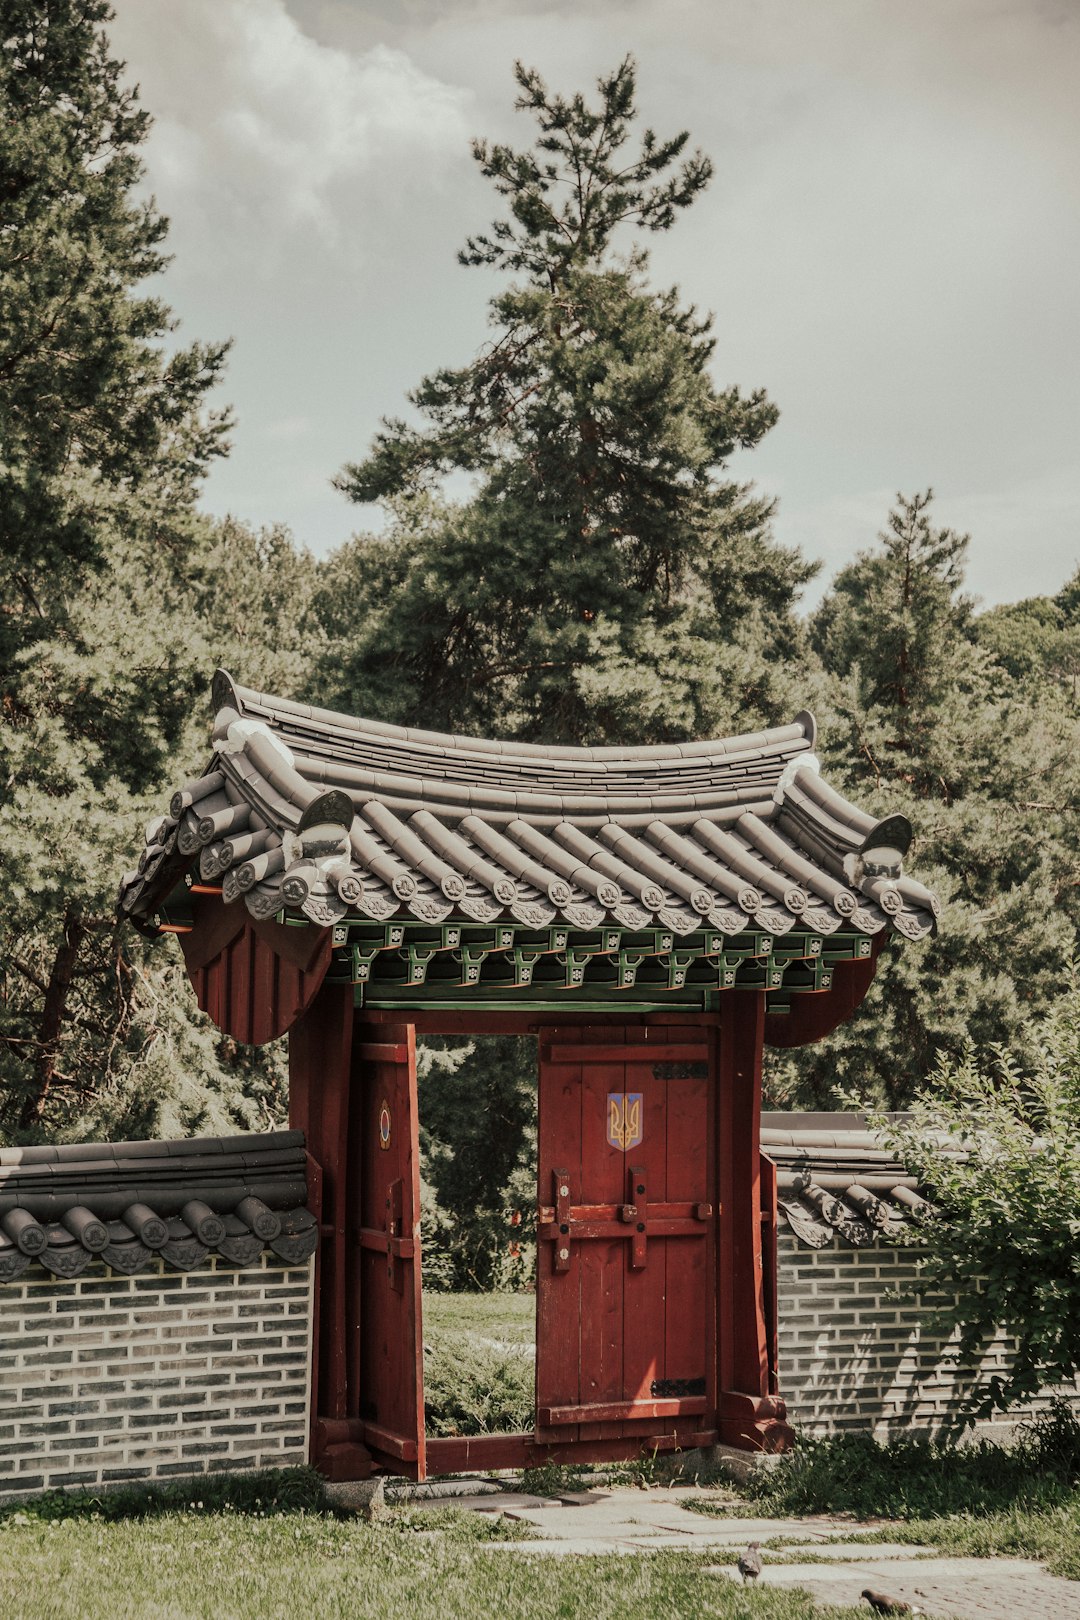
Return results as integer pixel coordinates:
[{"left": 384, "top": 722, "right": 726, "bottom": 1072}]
[
  {"left": 768, "top": 493, "right": 1080, "bottom": 1109},
  {"left": 0, "top": 0, "right": 230, "bottom": 603},
  {"left": 320, "top": 57, "right": 815, "bottom": 744},
  {"left": 976, "top": 572, "right": 1080, "bottom": 700},
  {"left": 0, "top": 4, "right": 320, "bottom": 1140}
]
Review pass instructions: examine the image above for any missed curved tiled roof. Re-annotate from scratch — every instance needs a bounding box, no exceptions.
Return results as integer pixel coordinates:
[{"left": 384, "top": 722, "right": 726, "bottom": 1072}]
[
  {"left": 119, "top": 673, "right": 939, "bottom": 944},
  {"left": 762, "top": 1113, "right": 933, "bottom": 1248},
  {"left": 0, "top": 1129, "right": 317, "bottom": 1283}
]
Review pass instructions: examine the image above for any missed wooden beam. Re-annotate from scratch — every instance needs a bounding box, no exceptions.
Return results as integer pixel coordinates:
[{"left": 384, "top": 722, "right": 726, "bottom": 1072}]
[
  {"left": 716, "top": 991, "right": 792, "bottom": 1450},
  {"left": 289, "top": 980, "right": 372, "bottom": 1480},
  {"left": 764, "top": 937, "right": 884, "bottom": 1047}
]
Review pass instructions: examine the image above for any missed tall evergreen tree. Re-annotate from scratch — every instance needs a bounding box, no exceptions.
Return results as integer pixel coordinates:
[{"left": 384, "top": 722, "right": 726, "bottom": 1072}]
[
  {"left": 0, "top": 3, "right": 321, "bottom": 1141},
  {"left": 0, "top": 0, "right": 229, "bottom": 604},
  {"left": 769, "top": 493, "right": 1080, "bottom": 1109},
  {"left": 319, "top": 57, "right": 815, "bottom": 744}
]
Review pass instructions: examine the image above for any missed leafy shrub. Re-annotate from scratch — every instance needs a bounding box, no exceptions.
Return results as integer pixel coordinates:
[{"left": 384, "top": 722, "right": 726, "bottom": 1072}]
[
  {"left": 746, "top": 1405, "right": 1080, "bottom": 1521},
  {"left": 877, "top": 986, "right": 1080, "bottom": 1417},
  {"left": 423, "top": 1325, "right": 533, "bottom": 1437}
]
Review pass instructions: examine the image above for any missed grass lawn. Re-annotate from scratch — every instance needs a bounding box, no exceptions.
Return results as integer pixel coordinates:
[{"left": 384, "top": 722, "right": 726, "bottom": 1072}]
[
  {"left": 423, "top": 1289, "right": 535, "bottom": 1347},
  {"left": 0, "top": 1503, "right": 869, "bottom": 1620}
]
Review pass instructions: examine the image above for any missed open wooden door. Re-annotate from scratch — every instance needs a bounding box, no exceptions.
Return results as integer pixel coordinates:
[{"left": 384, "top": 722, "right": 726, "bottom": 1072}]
[
  {"left": 355, "top": 1022, "right": 427, "bottom": 1479},
  {"left": 535, "top": 1028, "right": 717, "bottom": 1449}
]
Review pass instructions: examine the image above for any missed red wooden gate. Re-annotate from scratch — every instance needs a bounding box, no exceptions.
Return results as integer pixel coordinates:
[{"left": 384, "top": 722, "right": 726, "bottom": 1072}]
[
  {"left": 354, "top": 1023, "right": 427, "bottom": 1478},
  {"left": 536, "top": 1028, "right": 717, "bottom": 1448}
]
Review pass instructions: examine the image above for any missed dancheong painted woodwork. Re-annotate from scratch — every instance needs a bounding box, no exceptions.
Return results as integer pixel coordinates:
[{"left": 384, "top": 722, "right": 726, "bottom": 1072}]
[{"left": 120, "top": 674, "right": 938, "bottom": 1480}]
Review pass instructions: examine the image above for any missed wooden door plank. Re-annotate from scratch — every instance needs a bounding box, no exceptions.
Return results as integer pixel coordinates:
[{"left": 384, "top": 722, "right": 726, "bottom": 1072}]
[
  {"left": 621, "top": 1061, "right": 669, "bottom": 1411},
  {"left": 228, "top": 928, "right": 255, "bottom": 1047},
  {"left": 356, "top": 1020, "right": 426, "bottom": 1480},
  {"left": 288, "top": 981, "right": 368, "bottom": 1479},
  {"left": 542, "top": 1043, "right": 708, "bottom": 1065},
  {"left": 663, "top": 1066, "right": 711, "bottom": 1404},
  {"left": 250, "top": 932, "right": 278, "bottom": 1047},
  {"left": 718, "top": 992, "right": 771, "bottom": 1417},
  {"left": 577, "top": 1055, "right": 625, "bottom": 1442},
  {"left": 538, "top": 1396, "right": 707, "bottom": 1425}
]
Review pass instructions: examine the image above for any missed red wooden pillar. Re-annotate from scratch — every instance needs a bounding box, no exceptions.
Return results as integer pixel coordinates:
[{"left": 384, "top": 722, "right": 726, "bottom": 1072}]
[
  {"left": 289, "top": 978, "right": 373, "bottom": 1480},
  {"left": 716, "top": 991, "right": 793, "bottom": 1451}
]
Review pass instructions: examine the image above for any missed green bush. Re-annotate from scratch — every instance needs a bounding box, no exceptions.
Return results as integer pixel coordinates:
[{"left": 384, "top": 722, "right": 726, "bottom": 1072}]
[
  {"left": 423, "top": 1325, "right": 534, "bottom": 1437},
  {"left": 745, "top": 1401, "right": 1080, "bottom": 1521}
]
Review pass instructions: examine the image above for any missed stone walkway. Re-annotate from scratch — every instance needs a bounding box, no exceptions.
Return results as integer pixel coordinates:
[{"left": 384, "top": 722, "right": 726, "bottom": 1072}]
[{"left": 397, "top": 1484, "right": 1080, "bottom": 1620}]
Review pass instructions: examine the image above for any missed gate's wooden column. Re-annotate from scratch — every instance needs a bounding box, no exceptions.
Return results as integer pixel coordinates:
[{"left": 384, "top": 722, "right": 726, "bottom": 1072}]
[
  {"left": 716, "top": 991, "right": 793, "bottom": 1451},
  {"left": 289, "top": 978, "right": 373, "bottom": 1481}
]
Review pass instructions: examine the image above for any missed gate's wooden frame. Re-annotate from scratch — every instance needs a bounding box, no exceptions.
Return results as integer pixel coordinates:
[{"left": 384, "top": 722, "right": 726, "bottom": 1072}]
[{"left": 177, "top": 894, "right": 881, "bottom": 1480}]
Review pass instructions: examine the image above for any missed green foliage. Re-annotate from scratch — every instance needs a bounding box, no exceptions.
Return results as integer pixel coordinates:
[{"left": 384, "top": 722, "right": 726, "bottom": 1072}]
[
  {"left": 320, "top": 57, "right": 814, "bottom": 745},
  {"left": 417, "top": 1038, "right": 537, "bottom": 1291},
  {"left": 976, "top": 568, "right": 1080, "bottom": 695},
  {"left": 770, "top": 490, "right": 1080, "bottom": 1109},
  {"left": 423, "top": 1323, "right": 534, "bottom": 1437},
  {"left": 421, "top": 1289, "right": 534, "bottom": 1440},
  {"left": 520, "top": 1461, "right": 591, "bottom": 1496},
  {"left": 874, "top": 992, "right": 1080, "bottom": 1416},
  {"left": 722, "top": 1401, "right": 1080, "bottom": 1521},
  {"left": 812, "top": 489, "right": 973, "bottom": 780},
  {"left": 0, "top": 3, "right": 321, "bottom": 1143},
  {"left": 0, "top": 0, "right": 230, "bottom": 611}
]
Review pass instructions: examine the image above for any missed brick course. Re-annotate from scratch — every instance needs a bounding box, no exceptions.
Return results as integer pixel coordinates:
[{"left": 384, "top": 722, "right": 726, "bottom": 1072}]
[
  {"left": 0, "top": 1253, "right": 312, "bottom": 1498},
  {"left": 776, "top": 1228, "right": 1080, "bottom": 1437}
]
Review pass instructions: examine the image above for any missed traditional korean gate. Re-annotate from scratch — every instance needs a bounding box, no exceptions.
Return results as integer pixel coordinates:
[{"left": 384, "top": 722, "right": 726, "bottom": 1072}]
[
  {"left": 535, "top": 1029, "right": 717, "bottom": 1448},
  {"left": 354, "top": 1022, "right": 427, "bottom": 1478}
]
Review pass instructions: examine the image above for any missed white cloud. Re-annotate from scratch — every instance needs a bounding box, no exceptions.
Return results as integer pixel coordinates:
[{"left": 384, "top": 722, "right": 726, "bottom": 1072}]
[
  {"left": 106, "top": 0, "right": 1080, "bottom": 603},
  {"left": 112, "top": 0, "right": 471, "bottom": 255}
]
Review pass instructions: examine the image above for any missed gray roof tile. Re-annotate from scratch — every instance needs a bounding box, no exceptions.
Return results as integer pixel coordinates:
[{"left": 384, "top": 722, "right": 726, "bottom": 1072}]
[
  {"left": 0, "top": 1130, "right": 316, "bottom": 1282},
  {"left": 122, "top": 672, "right": 939, "bottom": 944}
]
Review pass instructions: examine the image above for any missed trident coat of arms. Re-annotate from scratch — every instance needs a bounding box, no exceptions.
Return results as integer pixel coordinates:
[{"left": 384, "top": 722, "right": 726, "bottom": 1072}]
[{"left": 606, "top": 1092, "right": 644, "bottom": 1151}]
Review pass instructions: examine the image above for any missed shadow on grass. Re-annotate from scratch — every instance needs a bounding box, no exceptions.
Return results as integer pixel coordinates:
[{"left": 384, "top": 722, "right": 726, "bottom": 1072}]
[{"left": 0, "top": 1465, "right": 328, "bottom": 1524}]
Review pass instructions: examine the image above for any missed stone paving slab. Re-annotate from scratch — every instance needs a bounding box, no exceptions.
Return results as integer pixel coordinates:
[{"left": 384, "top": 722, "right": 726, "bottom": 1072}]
[
  {"left": 423, "top": 1485, "right": 1080, "bottom": 1618},
  {"left": 481, "top": 1539, "right": 643, "bottom": 1556},
  {"left": 769, "top": 1542, "right": 938, "bottom": 1560},
  {"left": 712, "top": 1557, "right": 1080, "bottom": 1620}
]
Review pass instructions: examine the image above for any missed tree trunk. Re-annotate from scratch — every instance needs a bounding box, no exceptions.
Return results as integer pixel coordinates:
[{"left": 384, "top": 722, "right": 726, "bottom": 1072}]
[{"left": 21, "top": 906, "right": 85, "bottom": 1128}]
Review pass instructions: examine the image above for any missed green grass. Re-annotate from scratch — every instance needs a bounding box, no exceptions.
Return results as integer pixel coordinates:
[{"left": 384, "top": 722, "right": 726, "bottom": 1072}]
[
  {"left": 818, "top": 1505, "right": 1080, "bottom": 1581},
  {"left": 0, "top": 1503, "right": 872, "bottom": 1620},
  {"left": 423, "top": 1289, "right": 535, "bottom": 1437},
  {"left": 423, "top": 1290, "right": 535, "bottom": 1345}
]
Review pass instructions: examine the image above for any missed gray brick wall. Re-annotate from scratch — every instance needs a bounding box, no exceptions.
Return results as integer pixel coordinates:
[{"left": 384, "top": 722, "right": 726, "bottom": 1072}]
[
  {"left": 0, "top": 1253, "right": 313, "bottom": 1498},
  {"left": 776, "top": 1229, "right": 1080, "bottom": 1438}
]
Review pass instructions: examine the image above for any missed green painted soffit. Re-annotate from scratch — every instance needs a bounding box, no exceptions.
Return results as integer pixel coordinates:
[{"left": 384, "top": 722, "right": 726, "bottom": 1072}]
[{"left": 159, "top": 891, "right": 871, "bottom": 1015}]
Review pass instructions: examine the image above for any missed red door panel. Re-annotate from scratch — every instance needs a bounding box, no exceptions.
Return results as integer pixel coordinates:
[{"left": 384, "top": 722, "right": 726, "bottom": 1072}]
[
  {"left": 536, "top": 1029, "right": 715, "bottom": 1446},
  {"left": 355, "top": 1023, "right": 426, "bottom": 1478}
]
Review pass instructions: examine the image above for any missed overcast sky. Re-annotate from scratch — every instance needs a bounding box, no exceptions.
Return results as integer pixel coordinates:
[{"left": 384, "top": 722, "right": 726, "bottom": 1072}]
[{"left": 109, "top": 0, "right": 1080, "bottom": 609}]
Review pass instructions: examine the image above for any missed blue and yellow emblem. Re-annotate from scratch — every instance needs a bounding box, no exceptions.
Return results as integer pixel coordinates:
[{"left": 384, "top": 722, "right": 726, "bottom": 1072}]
[{"left": 606, "top": 1092, "right": 644, "bottom": 1151}]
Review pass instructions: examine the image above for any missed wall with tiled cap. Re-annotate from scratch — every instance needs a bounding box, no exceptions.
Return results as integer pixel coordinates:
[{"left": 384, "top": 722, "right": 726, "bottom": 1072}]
[
  {"left": 0, "top": 1129, "right": 317, "bottom": 1499},
  {"left": 766, "top": 1113, "right": 1080, "bottom": 1436}
]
